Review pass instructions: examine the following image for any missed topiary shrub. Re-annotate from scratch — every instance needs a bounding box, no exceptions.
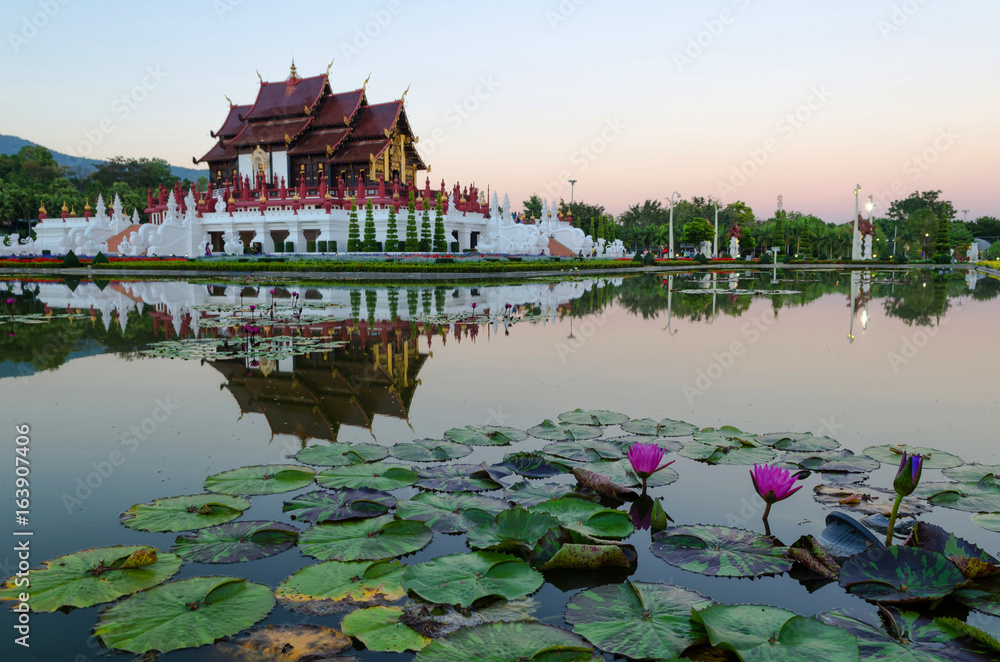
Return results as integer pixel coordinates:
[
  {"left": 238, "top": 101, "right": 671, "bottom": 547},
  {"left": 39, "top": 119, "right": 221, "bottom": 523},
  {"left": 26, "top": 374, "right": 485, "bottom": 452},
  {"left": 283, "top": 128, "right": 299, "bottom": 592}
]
[
  {"left": 643, "top": 252, "right": 656, "bottom": 266},
  {"left": 632, "top": 252, "right": 644, "bottom": 263},
  {"left": 781, "top": 252, "right": 793, "bottom": 264},
  {"left": 932, "top": 253, "right": 951, "bottom": 265},
  {"left": 92, "top": 252, "right": 109, "bottom": 265},
  {"left": 62, "top": 250, "right": 80, "bottom": 268},
  {"left": 892, "top": 254, "right": 909, "bottom": 265},
  {"left": 693, "top": 253, "right": 709, "bottom": 265}
]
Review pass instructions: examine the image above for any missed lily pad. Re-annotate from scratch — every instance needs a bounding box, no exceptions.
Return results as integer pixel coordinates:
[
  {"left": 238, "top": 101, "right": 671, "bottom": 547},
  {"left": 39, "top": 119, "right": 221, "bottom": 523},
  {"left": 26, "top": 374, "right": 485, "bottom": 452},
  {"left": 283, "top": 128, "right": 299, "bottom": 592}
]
[
  {"left": 972, "top": 513, "right": 1000, "bottom": 533},
  {"left": 528, "top": 419, "right": 602, "bottom": 442},
  {"left": 775, "top": 435, "right": 841, "bottom": 453},
  {"left": 396, "top": 492, "right": 509, "bottom": 534},
  {"left": 316, "top": 462, "right": 419, "bottom": 491},
  {"left": 692, "top": 604, "right": 860, "bottom": 662},
  {"left": 466, "top": 509, "right": 562, "bottom": 554},
  {"left": 170, "top": 521, "right": 298, "bottom": 564},
  {"left": 557, "top": 409, "right": 629, "bottom": 426},
  {"left": 219, "top": 624, "right": 353, "bottom": 661},
  {"left": 680, "top": 439, "right": 777, "bottom": 466},
  {"left": 917, "top": 477, "right": 1000, "bottom": 512},
  {"left": 905, "top": 522, "right": 999, "bottom": 579},
  {"left": 529, "top": 498, "right": 634, "bottom": 539},
  {"left": 402, "top": 551, "right": 544, "bottom": 607},
  {"left": 755, "top": 431, "right": 815, "bottom": 446},
  {"left": 651, "top": 525, "right": 793, "bottom": 578},
  {"left": 401, "top": 598, "right": 538, "bottom": 639},
  {"left": 506, "top": 481, "right": 598, "bottom": 508},
  {"left": 205, "top": 464, "right": 316, "bottom": 496},
  {"left": 283, "top": 488, "right": 397, "bottom": 523},
  {"left": 839, "top": 546, "right": 967, "bottom": 603},
  {"left": 390, "top": 438, "right": 473, "bottom": 463},
  {"left": 299, "top": 515, "right": 433, "bottom": 561},
  {"left": 501, "top": 452, "right": 573, "bottom": 479},
  {"left": 621, "top": 417, "right": 698, "bottom": 437},
  {"left": 863, "top": 444, "right": 962, "bottom": 470},
  {"left": 416, "top": 464, "right": 506, "bottom": 492},
  {"left": 444, "top": 425, "right": 527, "bottom": 446},
  {"left": 296, "top": 442, "right": 389, "bottom": 467},
  {"left": 944, "top": 464, "right": 1000, "bottom": 483},
  {"left": 565, "top": 581, "right": 714, "bottom": 660},
  {"left": 572, "top": 467, "right": 640, "bottom": 503},
  {"left": 341, "top": 606, "right": 430, "bottom": 652},
  {"left": 820, "top": 608, "right": 1000, "bottom": 661},
  {"left": 792, "top": 450, "right": 880, "bottom": 474},
  {"left": 120, "top": 493, "right": 251, "bottom": 532},
  {"left": 605, "top": 434, "right": 684, "bottom": 453},
  {"left": 542, "top": 439, "right": 622, "bottom": 463},
  {"left": 953, "top": 577, "right": 1000, "bottom": 617},
  {"left": 414, "top": 622, "right": 598, "bottom": 662},
  {"left": 94, "top": 576, "right": 276, "bottom": 654},
  {"left": 276, "top": 560, "right": 406, "bottom": 615},
  {"left": 580, "top": 459, "right": 679, "bottom": 489},
  {"left": 692, "top": 426, "right": 759, "bottom": 445},
  {"left": 813, "top": 484, "right": 929, "bottom": 517},
  {"left": 0, "top": 545, "right": 181, "bottom": 613}
]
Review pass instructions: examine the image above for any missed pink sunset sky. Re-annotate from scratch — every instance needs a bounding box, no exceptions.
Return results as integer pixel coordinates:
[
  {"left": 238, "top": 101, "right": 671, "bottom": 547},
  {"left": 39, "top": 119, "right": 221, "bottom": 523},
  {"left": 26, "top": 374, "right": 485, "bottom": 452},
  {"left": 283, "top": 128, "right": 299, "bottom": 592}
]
[{"left": 4, "top": 0, "right": 996, "bottom": 222}]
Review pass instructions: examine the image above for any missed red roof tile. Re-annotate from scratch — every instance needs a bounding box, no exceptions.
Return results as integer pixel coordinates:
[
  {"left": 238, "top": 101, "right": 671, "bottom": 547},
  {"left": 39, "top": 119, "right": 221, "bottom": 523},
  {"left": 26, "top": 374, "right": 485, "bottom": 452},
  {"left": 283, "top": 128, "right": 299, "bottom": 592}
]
[
  {"left": 287, "top": 127, "right": 352, "bottom": 156},
  {"left": 313, "top": 90, "right": 365, "bottom": 128},
  {"left": 227, "top": 117, "right": 314, "bottom": 148},
  {"left": 351, "top": 102, "right": 402, "bottom": 139},
  {"left": 242, "top": 75, "right": 328, "bottom": 121},
  {"left": 328, "top": 138, "right": 391, "bottom": 165},
  {"left": 211, "top": 105, "right": 250, "bottom": 140},
  {"left": 198, "top": 141, "right": 238, "bottom": 163}
]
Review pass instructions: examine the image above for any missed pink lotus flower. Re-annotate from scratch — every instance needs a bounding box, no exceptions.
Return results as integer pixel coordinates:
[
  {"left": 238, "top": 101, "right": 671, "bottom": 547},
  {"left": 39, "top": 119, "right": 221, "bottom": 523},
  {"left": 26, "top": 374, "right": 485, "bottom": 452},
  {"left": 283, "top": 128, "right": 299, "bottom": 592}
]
[
  {"left": 627, "top": 442, "right": 675, "bottom": 492},
  {"left": 5, "top": 298, "right": 13, "bottom": 305},
  {"left": 750, "top": 463, "right": 802, "bottom": 521}
]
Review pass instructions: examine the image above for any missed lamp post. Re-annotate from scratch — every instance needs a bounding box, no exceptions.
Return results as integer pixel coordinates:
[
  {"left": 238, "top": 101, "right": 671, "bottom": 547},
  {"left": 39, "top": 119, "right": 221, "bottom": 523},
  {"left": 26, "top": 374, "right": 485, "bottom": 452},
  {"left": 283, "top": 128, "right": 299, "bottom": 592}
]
[
  {"left": 852, "top": 185, "right": 862, "bottom": 260},
  {"left": 713, "top": 201, "right": 719, "bottom": 258},
  {"left": 569, "top": 180, "right": 577, "bottom": 205},
  {"left": 668, "top": 191, "right": 680, "bottom": 259},
  {"left": 866, "top": 196, "right": 875, "bottom": 261}
]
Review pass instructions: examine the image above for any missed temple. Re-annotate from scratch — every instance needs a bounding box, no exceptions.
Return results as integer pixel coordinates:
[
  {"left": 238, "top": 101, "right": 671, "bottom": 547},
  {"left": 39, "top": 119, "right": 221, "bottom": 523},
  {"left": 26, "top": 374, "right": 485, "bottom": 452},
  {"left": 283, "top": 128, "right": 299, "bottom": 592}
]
[{"left": 18, "top": 63, "right": 622, "bottom": 258}]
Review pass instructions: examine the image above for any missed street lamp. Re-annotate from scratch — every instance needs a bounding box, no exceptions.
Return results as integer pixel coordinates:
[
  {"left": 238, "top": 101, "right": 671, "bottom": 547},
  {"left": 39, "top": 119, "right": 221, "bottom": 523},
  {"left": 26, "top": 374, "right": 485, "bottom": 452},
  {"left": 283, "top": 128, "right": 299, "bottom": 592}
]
[
  {"left": 866, "top": 196, "right": 875, "bottom": 261},
  {"left": 713, "top": 201, "right": 719, "bottom": 258},
  {"left": 668, "top": 191, "right": 680, "bottom": 259},
  {"left": 568, "top": 180, "right": 577, "bottom": 205},
  {"left": 852, "top": 185, "right": 862, "bottom": 260}
]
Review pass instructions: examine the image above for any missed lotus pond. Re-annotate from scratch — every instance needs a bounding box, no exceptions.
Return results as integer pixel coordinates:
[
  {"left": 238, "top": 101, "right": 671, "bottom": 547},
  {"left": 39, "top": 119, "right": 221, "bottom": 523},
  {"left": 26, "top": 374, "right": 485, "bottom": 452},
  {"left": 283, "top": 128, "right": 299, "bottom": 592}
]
[{"left": 1, "top": 267, "right": 999, "bottom": 661}]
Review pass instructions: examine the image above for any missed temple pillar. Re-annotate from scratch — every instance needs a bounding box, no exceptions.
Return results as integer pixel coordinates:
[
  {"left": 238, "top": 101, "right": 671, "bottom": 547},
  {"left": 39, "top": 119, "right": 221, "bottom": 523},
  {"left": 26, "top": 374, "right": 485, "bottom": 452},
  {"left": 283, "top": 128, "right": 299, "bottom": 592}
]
[{"left": 291, "top": 225, "right": 308, "bottom": 253}]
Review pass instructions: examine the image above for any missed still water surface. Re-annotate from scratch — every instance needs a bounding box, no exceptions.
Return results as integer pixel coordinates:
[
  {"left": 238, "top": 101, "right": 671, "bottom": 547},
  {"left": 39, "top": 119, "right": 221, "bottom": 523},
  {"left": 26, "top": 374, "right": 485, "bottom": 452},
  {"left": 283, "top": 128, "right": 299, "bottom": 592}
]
[{"left": 1, "top": 268, "right": 998, "bottom": 660}]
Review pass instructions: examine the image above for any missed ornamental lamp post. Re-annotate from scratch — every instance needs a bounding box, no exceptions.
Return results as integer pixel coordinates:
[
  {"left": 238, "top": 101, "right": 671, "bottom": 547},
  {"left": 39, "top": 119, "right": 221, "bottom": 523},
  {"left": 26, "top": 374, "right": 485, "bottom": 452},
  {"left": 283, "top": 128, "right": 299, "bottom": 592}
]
[
  {"left": 569, "top": 180, "right": 577, "bottom": 205},
  {"left": 852, "top": 184, "right": 862, "bottom": 260},
  {"left": 713, "top": 201, "right": 719, "bottom": 258},
  {"left": 866, "top": 196, "right": 875, "bottom": 261},
  {"left": 668, "top": 191, "right": 680, "bottom": 259}
]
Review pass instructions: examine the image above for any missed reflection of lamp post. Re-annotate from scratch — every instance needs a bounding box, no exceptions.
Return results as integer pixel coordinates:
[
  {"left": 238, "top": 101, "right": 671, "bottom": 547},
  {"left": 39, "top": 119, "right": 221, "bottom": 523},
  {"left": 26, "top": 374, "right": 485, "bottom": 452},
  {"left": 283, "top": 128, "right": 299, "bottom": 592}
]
[
  {"left": 569, "top": 180, "right": 577, "bottom": 204},
  {"left": 663, "top": 275, "right": 677, "bottom": 335},
  {"left": 668, "top": 191, "right": 680, "bottom": 259},
  {"left": 567, "top": 315, "right": 575, "bottom": 340},
  {"left": 852, "top": 185, "right": 862, "bottom": 260}
]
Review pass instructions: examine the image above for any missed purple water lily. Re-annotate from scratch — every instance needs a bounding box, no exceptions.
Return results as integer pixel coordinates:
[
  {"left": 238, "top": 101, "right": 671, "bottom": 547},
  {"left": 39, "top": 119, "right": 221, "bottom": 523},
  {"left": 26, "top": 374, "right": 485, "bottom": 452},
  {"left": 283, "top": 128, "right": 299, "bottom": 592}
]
[
  {"left": 750, "top": 463, "right": 803, "bottom": 522},
  {"left": 886, "top": 451, "right": 923, "bottom": 545},
  {"left": 627, "top": 442, "right": 675, "bottom": 493}
]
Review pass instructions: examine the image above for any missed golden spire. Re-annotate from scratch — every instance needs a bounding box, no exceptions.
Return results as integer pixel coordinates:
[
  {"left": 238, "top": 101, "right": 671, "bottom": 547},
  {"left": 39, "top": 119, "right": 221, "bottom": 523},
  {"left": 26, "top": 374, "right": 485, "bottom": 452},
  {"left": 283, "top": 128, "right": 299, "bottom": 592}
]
[
  {"left": 228, "top": 193, "right": 236, "bottom": 205},
  {"left": 70, "top": 206, "right": 76, "bottom": 216},
  {"left": 39, "top": 201, "right": 47, "bottom": 214},
  {"left": 61, "top": 200, "right": 68, "bottom": 213},
  {"left": 84, "top": 198, "right": 91, "bottom": 212},
  {"left": 288, "top": 59, "right": 298, "bottom": 81}
]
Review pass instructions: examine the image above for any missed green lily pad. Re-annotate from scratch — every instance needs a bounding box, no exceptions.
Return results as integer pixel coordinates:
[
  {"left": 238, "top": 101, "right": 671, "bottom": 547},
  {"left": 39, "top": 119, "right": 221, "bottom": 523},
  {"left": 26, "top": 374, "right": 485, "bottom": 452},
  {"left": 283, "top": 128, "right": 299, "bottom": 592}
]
[
  {"left": 680, "top": 439, "right": 777, "bottom": 466},
  {"left": 953, "top": 577, "right": 1000, "bottom": 617},
  {"left": 0, "top": 545, "right": 181, "bottom": 613},
  {"left": 621, "top": 417, "right": 698, "bottom": 437},
  {"left": 651, "top": 525, "right": 793, "bottom": 578},
  {"left": 205, "top": 464, "right": 316, "bottom": 496},
  {"left": 93, "top": 576, "right": 275, "bottom": 654},
  {"left": 342, "top": 605, "right": 430, "bottom": 652},
  {"left": 605, "top": 434, "right": 684, "bottom": 453},
  {"left": 501, "top": 452, "right": 573, "bottom": 479},
  {"left": 775, "top": 435, "right": 841, "bottom": 453},
  {"left": 283, "top": 488, "right": 397, "bottom": 523},
  {"left": 972, "top": 513, "right": 1000, "bottom": 533},
  {"left": 529, "top": 498, "right": 634, "bottom": 539},
  {"left": 542, "top": 439, "right": 622, "bottom": 463},
  {"left": 466, "top": 509, "right": 562, "bottom": 554},
  {"left": 120, "top": 493, "right": 251, "bottom": 532},
  {"left": 557, "top": 409, "right": 629, "bottom": 426},
  {"left": 692, "top": 604, "right": 860, "bottom": 662},
  {"left": 218, "top": 624, "right": 352, "bottom": 661},
  {"left": 905, "top": 522, "right": 998, "bottom": 566},
  {"left": 820, "top": 608, "right": 1000, "bottom": 661},
  {"left": 506, "top": 481, "right": 598, "bottom": 508},
  {"left": 918, "top": 477, "right": 1000, "bottom": 512},
  {"left": 792, "top": 450, "right": 880, "bottom": 473},
  {"left": 170, "top": 521, "right": 298, "bottom": 564},
  {"left": 390, "top": 438, "right": 473, "bottom": 463},
  {"left": 416, "top": 464, "right": 506, "bottom": 492},
  {"left": 863, "top": 444, "right": 962, "bottom": 470},
  {"left": 415, "top": 622, "right": 598, "bottom": 662},
  {"left": 299, "top": 515, "right": 433, "bottom": 561},
  {"left": 401, "top": 598, "right": 538, "bottom": 639},
  {"left": 693, "top": 426, "right": 758, "bottom": 445},
  {"left": 944, "top": 464, "right": 1000, "bottom": 483},
  {"left": 756, "top": 431, "right": 816, "bottom": 446},
  {"left": 839, "top": 546, "right": 967, "bottom": 603},
  {"left": 296, "top": 442, "right": 390, "bottom": 467},
  {"left": 580, "top": 459, "right": 679, "bottom": 489},
  {"left": 402, "top": 551, "right": 544, "bottom": 607},
  {"left": 316, "top": 462, "right": 419, "bottom": 491},
  {"left": 528, "top": 419, "right": 602, "bottom": 442},
  {"left": 443, "top": 425, "right": 527, "bottom": 446},
  {"left": 396, "top": 492, "right": 509, "bottom": 534},
  {"left": 565, "top": 581, "right": 714, "bottom": 660},
  {"left": 276, "top": 559, "right": 406, "bottom": 615}
]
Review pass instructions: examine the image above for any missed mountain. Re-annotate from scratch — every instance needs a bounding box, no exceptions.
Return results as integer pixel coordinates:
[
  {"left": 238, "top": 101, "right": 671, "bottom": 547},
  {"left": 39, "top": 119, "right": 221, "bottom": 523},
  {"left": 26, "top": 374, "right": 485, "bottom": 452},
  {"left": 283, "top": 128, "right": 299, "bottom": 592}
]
[{"left": 0, "top": 134, "right": 208, "bottom": 182}]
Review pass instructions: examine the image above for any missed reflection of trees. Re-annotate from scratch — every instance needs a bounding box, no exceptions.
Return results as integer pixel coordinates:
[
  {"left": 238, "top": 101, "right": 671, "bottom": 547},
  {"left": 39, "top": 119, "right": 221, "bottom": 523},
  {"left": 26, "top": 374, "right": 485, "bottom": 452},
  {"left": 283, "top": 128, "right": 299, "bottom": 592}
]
[{"left": 882, "top": 271, "right": 952, "bottom": 326}]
